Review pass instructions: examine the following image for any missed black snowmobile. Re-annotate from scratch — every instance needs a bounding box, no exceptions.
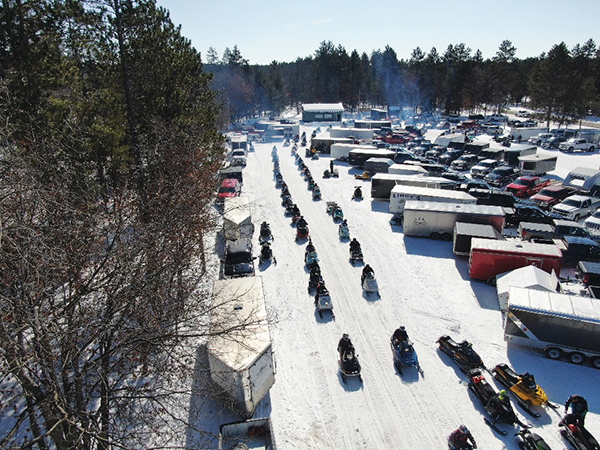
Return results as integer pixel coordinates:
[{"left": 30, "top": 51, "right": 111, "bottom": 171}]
[
  {"left": 467, "top": 368, "right": 530, "bottom": 435},
  {"left": 559, "top": 414, "right": 600, "bottom": 450},
  {"left": 352, "top": 186, "right": 363, "bottom": 200},
  {"left": 259, "top": 242, "right": 276, "bottom": 265},
  {"left": 259, "top": 221, "right": 273, "bottom": 243},
  {"left": 339, "top": 347, "right": 362, "bottom": 383},
  {"left": 491, "top": 363, "right": 556, "bottom": 417},
  {"left": 349, "top": 247, "right": 364, "bottom": 265},
  {"left": 307, "top": 267, "right": 322, "bottom": 293},
  {"left": 515, "top": 428, "right": 552, "bottom": 450},
  {"left": 437, "top": 335, "right": 485, "bottom": 373}
]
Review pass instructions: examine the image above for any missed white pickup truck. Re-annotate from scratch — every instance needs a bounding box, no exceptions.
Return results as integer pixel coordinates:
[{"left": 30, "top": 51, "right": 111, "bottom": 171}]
[
  {"left": 550, "top": 194, "right": 600, "bottom": 221},
  {"left": 558, "top": 138, "right": 596, "bottom": 153}
]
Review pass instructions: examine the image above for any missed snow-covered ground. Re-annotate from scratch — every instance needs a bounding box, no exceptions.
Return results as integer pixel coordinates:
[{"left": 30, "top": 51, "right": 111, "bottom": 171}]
[{"left": 198, "top": 125, "right": 600, "bottom": 449}]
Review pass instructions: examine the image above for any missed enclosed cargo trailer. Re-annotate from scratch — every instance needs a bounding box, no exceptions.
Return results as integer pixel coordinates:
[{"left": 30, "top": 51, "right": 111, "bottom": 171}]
[
  {"left": 208, "top": 277, "right": 275, "bottom": 418},
  {"left": 403, "top": 201, "right": 505, "bottom": 240},
  {"left": 468, "top": 238, "right": 562, "bottom": 282},
  {"left": 504, "top": 286, "right": 600, "bottom": 368},
  {"left": 371, "top": 174, "right": 456, "bottom": 200},
  {"left": 390, "top": 185, "right": 476, "bottom": 214},
  {"left": 453, "top": 222, "right": 503, "bottom": 256},
  {"left": 223, "top": 196, "right": 254, "bottom": 241}
]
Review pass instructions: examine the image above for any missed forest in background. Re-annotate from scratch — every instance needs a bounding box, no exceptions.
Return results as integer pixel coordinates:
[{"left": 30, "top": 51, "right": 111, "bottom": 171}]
[{"left": 206, "top": 39, "right": 600, "bottom": 127}]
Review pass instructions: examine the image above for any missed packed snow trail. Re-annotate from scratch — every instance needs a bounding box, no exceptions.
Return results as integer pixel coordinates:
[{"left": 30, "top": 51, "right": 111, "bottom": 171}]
[{"left": 231, "top": 125, "right": 600, "bottom": 450}]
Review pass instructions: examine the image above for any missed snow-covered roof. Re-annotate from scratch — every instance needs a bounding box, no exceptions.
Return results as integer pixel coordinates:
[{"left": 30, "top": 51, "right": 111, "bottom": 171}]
[
  {"left": 223, "top": 196, "right": 251, "bottom": 226},
  {"left": 302, "top": 103, "right": 344, "bottom": 113},
  {"left": 391, "top": 185, "right": 477, "bottom": 202},
  {"left": 518, "top": 153, "right": 557, "bottom": 162},
  {"left": 208, "top": 277, "right": 271, "bottom": 371},
  {"left": 470, "top": 238, "right": 562, "bottom": 257},
  {"left": 508, "top": 286, "right": 600, "bottom": 323},
  {"left": 497, "top": 266, "right": 558, "bottom": 298},
  {"left": 455, "top": 222, "right": 503, "bottom": 239},
  {"left": 404, "top": 201, "right": 505, "bottom": 217}
]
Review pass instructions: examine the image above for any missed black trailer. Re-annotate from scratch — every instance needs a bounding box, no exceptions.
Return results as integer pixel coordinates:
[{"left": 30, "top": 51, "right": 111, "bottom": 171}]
[
  {"left": 349, "top": 149, "right": 396, "bottom": 168},
  {"left": 453, "top": 222, "right": 504, "bottom": 256}
]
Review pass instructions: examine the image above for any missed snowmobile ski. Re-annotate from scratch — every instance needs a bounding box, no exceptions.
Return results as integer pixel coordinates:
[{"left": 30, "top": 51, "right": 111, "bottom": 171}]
[
  {"left": 516, "top": 398, "right": 541, "bottom": 418},
  {"left": 484, "top": 418, "right": 508, "bottom": 436}
]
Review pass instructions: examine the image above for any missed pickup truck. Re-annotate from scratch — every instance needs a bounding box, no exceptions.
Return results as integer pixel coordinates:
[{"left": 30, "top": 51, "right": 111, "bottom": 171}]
[
  {"left": 505, "top": 176, "right": 552, "bottom": 198},
  {"left": 558, "top": 138, "right": 596, "bottom": 153},
  {"left": 550, "top": 194, "right": 600, "bottom": 221}
]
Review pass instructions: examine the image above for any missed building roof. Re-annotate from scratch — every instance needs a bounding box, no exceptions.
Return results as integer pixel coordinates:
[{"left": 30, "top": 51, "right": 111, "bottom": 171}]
[
  {"left": 302, "top": 103, "right": 344, "bottom": 113},
  {"left": 470, "top": 238, "right": 562, "bottom": 257}
]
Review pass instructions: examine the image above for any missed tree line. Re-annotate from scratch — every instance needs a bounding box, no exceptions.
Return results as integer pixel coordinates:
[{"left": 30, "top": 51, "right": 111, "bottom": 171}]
[
  {"left": 0, "top": 0, "right": 237, "bottom": 448},
  {"left": 207, "top": 39, "right": 600, "bottom": 127}
]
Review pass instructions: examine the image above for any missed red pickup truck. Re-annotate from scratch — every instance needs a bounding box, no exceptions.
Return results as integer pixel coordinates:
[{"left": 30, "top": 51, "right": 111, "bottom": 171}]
[
  {"left": 381, "top": 132, "right": 412, "bottom": 145},
  {"left": 505, "top": 176, "right": 551, "bottom": 198}
]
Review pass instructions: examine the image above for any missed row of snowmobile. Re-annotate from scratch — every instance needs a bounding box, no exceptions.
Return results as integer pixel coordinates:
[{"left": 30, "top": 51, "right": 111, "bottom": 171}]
[
  {"left": 438, "top": 335, "right": 599, "bottom": 450},
  {"left": 304, "top": 238, "right": 334, "bottom": 319}
]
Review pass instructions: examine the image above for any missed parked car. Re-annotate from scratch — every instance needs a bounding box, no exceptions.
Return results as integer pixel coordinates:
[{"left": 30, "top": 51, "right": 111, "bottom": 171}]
[
  {"left": 550, "top": 194, "right": 600, "bottom": 221},
  {"left": 440, "top": 171, "right": 469, "bottom": 183},
  {"left": 583, "top": 208, "right": 600, "bottom": 237},
  {"left": 217, "top": 178, "right": 242, "bottom": 201},
  {"left": 531, "top": 185, "right": 574, "bottom": 210},
  {"left": 542, "top": 136, "right": 566, "bottom": 149},
  {"left": 438, "top": 148, "right": 464, "bottom": 166},
  {"left": 459, "top": 179, "right": 493, "bottom": 192},
  {"left": 469, "top": 188, "right": 519, "bottom": 208},
  {"left": 223, "top": 238, "right": 255, "bottom": 278},
  {"left": 506, "top": 204, "right": 554, "bottom": 227},
  {"left": 471, "top": 159, "right": 502, "bottom": 178},
  {"left": 505, "top": 176, "right": 552, "bottom": 198},
  {"left": 484, "top": 166, "right": 520, "bottom": 187},
  {"left": 451, "top": 154, "right": 479, "bottom": 171},
  {"left": 527, "top": 133, "right": 553, "bottom": 146},
  {"left": 559, "top": 138, "right": 596, "bottom": 153}
]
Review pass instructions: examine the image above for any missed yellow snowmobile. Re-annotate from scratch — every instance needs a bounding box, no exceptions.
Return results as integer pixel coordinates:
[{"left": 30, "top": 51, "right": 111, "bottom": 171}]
[{"left": 491, "top": 363, "right": 557, "bottom": 417}]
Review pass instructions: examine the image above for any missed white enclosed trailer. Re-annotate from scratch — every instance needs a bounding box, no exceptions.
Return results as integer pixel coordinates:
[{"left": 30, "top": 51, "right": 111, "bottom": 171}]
[
  {"left": 504, "top": 286, "right": 600, "bottom": 368},
  {"left": 223, "top": 196, "right": 254, "bottom": 241},
  {"left": 330, "top": 143, "right": 377, "bottom": 160},
  {"left": 403, "top": 201, "right": 505, "bottom": 240},
  {"left": 208, "top": 277, "right": 276, "bottom": 418},
  {"left": 329, "top": 127, "right": 374, "bottom": 140},
  {"left": 518, "top": 153, "right": 557, "bottom": 175},
  {"left": 390, "top": 185, "right": 476, "bottom": 214},
  {"left": 388, "top": 164, "right": 429, "bottom": 176}
]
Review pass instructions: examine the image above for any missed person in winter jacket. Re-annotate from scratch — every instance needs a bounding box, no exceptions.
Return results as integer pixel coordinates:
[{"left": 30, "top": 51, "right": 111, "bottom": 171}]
[
  {"left": 392, "top": 326, "right": 409, "bottom": 345},
  {"left": 349, "top": 238, "right": 361, "bottom": 253},
  {"left": 361, "top": 264, "right": 374, "bottom": 284},
  {"left": 448, "top": 425, "right": 477, "bottom": 450},
  {"left": 565, "top": 395, "right": 589, "bottom": 424},
  {"left": 337, "top": 333, "right": 354, "bottom": 360}
]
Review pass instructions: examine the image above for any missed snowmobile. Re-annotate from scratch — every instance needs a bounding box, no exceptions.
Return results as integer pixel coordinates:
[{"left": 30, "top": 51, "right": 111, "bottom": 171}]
[
  {"left": 491, "top": 363, "right": 555, "bottom": 417},
  {"left": 338, "top": 223, "right": 350, "bottom": 240},
  {"left": 311, "top": 130, "right": 317, "bottom": 139},
  {"left": 312, "top": 186, "right": 321, "bottom": 201},
  {"left": 305, "top": 250, "right": 319, "bottom": 267},
  {"left": 390, "top": 337, "right": 422, "bottom": 375},
  {"left": 291, "top": 213, "right": 302, "bottom": 225},
  {"left": 314, "top": 284, "right": 334, "bottom": 319},
  {"left": 349, "top": 247, "right": 364, "bottom": 265},
  {"left": 352, "top": 186, "right": 363, "bottom": 200},
  {"left": 362, "top": 272, "right": 379, "bottom": 296},
  {"left": 283, "top": 198, "right": 294, "bottom": 213},
  {"left": 339, "top": 347, "right": 361, "bottom": 383},
  {"left": 259, "top": 242, "right": 276, "bottom": 265},
  {"left": 332, "top": 206, "right": 344, "bottom": 222},
  {"left": 283, "top": 138, "right": 290, "bottom": 147},
  {"left": 467, "top": 368, "right": 530, "bottom": 435},
  {"left": 259, "top": 222, "right": 273, "bottom": 243},
  {"left": 300, "top": 137, "right": 307, "bottom": 147},
  {"left": 280, "top": 186, "right": 290, "bottom": 198},
  {"left": 515, "top": 428, "right": 552, "bottom": 450},
  {"left": 331, "top": 168, "right": 339, "bottom": 178},
  {"left": 308, "top": 178, "right": 316, "bottom": 190},
  {"left": 326, "top": 201, "right": 338, "bottom": 214},
  {"left": 436, "top": 335, "right": 485, "bottom": 373},
  {"left": 275, "top": 173, "right": 283, "bottom": 186},
  {"left": 305, "top": 147, "right": 312, "bottom": 157},
  {"left": 311, "top": 152, "right": 319, "bottom": 160},
  {"left": 307, "top": 267, "right": 322, "bottom": 293},
  {"left": 323, "top": 169, "right": 331, "bottom": 179},
  {"left": 354, "top": 171, "right": 371, "bottom": 180},
  {"left": 559, "top": 414, "right": 600, "bottom": 450},
  {"left": 296, "top": 224, "right": 309, "bottom": 241},
  {"left": 291, "top": 144, "right": 298, "bottom": 153}
]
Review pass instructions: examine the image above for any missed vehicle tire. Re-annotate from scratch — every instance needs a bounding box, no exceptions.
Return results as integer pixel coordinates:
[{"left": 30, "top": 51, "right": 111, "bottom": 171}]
[
  {"left": 589, "top": 146, "right": 595, "bottom": 152},
  {"left": 568, "top": 147, "right": 574, "bottom": 153},
  {"left": 545, "top": 347, "right": 562, "bottom": 360},
  {"left": 431, "top": 232, "right": 441, "bottom": 240},
  {"left": 442, "top": 232, "right": 452, "bottom": 241},
  {"left": 573, "top": 215, "right": 580, "bottom": 222},
  {"left": 591, "top": 357, "right": 600, "bottom": 369},
  {"left": 487, "top": 277, "right": 497, "bottom": 287},
  {"left": 569, "top": 352, "right": 585, "bottom": 364}
]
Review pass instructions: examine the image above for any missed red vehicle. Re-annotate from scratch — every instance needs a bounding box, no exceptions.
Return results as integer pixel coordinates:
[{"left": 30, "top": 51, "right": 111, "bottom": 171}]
[
  {"left": 457, "top": 120, "right": 481, "bottom": 130},
  {"left": 381, "top": 132, "right": 412, "bottom": 145},
  {"left": 217, "top": 178, "right": 241, "bottom": 201},
  {"left": 505, "top": 176, "right": 552, "bottom": 198},
  {"left": 530, "top": 185, "right": 574, "bottom": 210}
]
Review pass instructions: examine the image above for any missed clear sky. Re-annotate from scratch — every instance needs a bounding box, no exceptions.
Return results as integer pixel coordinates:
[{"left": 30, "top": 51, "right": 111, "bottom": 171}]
[{"left": 155, "top": 0, "right": 600, "bottom": 65}]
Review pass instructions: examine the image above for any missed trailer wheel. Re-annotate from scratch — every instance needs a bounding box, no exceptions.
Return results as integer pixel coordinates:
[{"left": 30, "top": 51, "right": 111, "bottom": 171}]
[
  {"left": 442, "top": 233, "right": 452, "bottom": 241},
  {"left": 431, "top": 232, "right": 441, "bottom": 240},
  {"left": 569, "top": 352, "right": 585, "bottom": 364},
  {"left": 591, "top": 357, "right": 600, "bottom": 369},
  {"left": 545, "top": 347, "right": 562, "bottom": 360}
]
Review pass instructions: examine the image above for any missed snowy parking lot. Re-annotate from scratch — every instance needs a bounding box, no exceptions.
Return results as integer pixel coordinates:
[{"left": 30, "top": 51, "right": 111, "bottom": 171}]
[{"left": 206, "top": 124, "right": 600, "bottom": 449}]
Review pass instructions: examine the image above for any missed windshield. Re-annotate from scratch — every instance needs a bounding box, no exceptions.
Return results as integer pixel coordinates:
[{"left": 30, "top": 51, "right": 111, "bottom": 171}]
[
  {"left": 512, "top": 179, "right": 531, "bottom": 186},
  {"left": 562, "top": 199, "right": 581, "bottom": 207},
  {"left": 538, "top": 189, "right": 560, "bottom": 198},
  {"left": 480, "top": 161, "right": 494, "bottom": 168},
  {"left": 218, "top": 187, "right": 236, "bottom": 193},
  {"left": 225, "top": 252, "right": 252, "bottom": 264}
]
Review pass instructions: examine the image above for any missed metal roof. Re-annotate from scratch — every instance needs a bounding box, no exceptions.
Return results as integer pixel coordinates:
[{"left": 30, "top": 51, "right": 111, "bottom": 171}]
[
  {"left": 302, "top": 103, "right": 344, "bottom": 113},
  {"left": 470, "top": 237, "right": 562, "bottom": 257}
]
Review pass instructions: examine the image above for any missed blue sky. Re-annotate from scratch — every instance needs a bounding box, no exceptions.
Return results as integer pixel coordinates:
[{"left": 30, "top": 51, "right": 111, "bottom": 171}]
[{"left": 156, "top": 0, "right": 600, "bottom": 65}]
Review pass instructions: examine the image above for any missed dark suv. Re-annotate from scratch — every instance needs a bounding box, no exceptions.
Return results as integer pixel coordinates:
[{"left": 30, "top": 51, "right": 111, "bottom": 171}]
[
  {"left": 506, "top": 204, "right": 554, "bottom": 227},
  {"left": 223, "top": 238, "right": 255, "bottom": 278},
  {"left": 468, "top": 188, "right": 518, "bottom": 208}
]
